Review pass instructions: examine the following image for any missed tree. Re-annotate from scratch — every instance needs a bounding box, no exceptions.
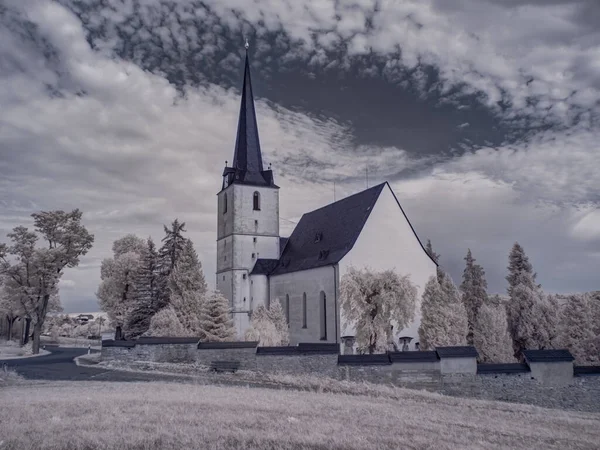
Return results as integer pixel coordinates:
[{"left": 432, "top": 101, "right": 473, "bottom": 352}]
[
  {"left": 168, "top": 239, "right": 207, "bottom": 334},
  {"left": 144, "top": 306, "right": 188, "bottom": 337},
  {"left": 0, "top": 210, "right": 94, "bottom": 353},
  {"left": 506, "top": 242, "right": 538, "bottom": 296},
  {"left": 266, "top": 301, "right": 289, "bottom": 345},
  {"left": 473, "top": 295, "right": 515, "bottom": 363},
  {"left": 340, "top": 267, "right": 418, "bottom": 354},
  {"left": 198, "top": 291, "right": 236, "bottom": 342},
  {"left": 505, "top": 243, "right": 553, "bottom": 360},
  {"left": 96, "top": 234, "right": 146, "bottom": 332},
  {"left": 558, "top": 294, "right": 596, "bottom": 364},
  {"left": 156, "top": 219, "right": 188, "bottom": 307},
  {"left": 125, "top": 238, "right": 161, "bottom": 339},
  {"left": 460, "top": 249, "right": 488, "bottom": 345},
  {"left": 419, "top": 274, "right": 468, "bottom": 350},
  {"left": 245, "top": 303, "right": 290, "bottom": 346},
  {"left": 590, "top": 291, "right": 600, "bottom": 336},
  {"left": 0, "top": 281, "right": 22, "bottom": 341},
  {"left": 425, "top": 239, "right": 443, "bottom": 282}
]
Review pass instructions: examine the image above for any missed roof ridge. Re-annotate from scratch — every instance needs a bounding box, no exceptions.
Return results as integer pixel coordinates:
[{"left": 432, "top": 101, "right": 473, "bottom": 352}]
[{"left": 302, "top": 182, "right": 386, "bottom": 217}]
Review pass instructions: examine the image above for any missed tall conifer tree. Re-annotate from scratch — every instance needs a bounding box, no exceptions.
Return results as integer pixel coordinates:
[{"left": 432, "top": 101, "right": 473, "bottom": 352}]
[
  {"left": 125, "top": 238, "right": 160, "bottom": 338},
  {"left": 460, "top": 249, "right": 488, "bottom": 345}
]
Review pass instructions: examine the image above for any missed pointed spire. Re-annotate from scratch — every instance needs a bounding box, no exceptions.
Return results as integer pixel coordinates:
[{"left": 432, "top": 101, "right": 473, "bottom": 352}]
[
  {"left": 232, "top": 42, "right": 264, "bottom": 175},
  {"left": 221, "top": 41, "right": 277, "bottom": 190}
]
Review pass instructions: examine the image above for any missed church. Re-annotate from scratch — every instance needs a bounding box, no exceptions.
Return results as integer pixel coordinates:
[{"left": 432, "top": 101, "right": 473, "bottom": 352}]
[{"left": 216, "top": 48, "right": 438, "bottom": 351}]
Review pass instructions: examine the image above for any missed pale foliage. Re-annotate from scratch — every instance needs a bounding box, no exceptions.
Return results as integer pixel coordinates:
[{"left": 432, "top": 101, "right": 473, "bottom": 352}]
[
  {"left": 505, "top": 242, "right": 558, "bottom": 359},
  {"left": 0, "top": 210, "right": 94, "bottom": 353},
  {"left": 198, "top": 291, "right": 236, "bottom": 342},
  {"left": 419, "top": 275, "right": 468, "bottom": 350},
  {"left": 558, "top": 294, "right": 598, "bottom": 365},
  {"left": 144, "top": 306, "right": 188, "bottom": 337},
  {"left": 340, "top": 267, "right": 417, "bottom": 354},
  {"left": 245, "top": 303, "right": 290, "bottom": 346},
  {"left": 96, "top": 234, "right": 146, "bottom": 329},
  {"left": 473, "top": 296, "right": 515, "bottom": 363},
  {"left": 460, "top": 249, "right": 488, "bottom": 345},
  {"left": 168, "top": 239, "right": 207, "bottom": 335}
]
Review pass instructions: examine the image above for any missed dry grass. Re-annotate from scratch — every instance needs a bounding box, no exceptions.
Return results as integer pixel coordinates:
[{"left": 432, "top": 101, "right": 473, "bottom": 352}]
[
  {"left": 0, "top": 340, "right": 50, "bottom": 359},
  {"left": 0, "top": 381, "right": 598, "bottom": 450},
  {"left": 0, "top": 365, "right": 25, "bottom": 387}
]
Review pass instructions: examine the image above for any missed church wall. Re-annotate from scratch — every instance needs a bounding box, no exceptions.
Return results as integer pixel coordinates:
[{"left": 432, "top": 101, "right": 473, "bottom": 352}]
[
  {"left": 250, "top": 274, "right": 269, "bottom": 311},
  {"left": 269, "top": 266, "right": 337, "bottom": 345},
  {"left": 232, "top": 185, "right": 279, "bottom": 237},
  {"left": 338, "top": 184, "right": 437, "bottom": 351}
]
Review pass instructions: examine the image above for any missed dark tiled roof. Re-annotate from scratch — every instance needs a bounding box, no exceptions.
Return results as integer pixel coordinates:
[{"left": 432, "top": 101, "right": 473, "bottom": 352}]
[
  {"left": 574, "top": 365, "right": 600, "bottom": 376},
  {"left": 256, "top": 346, "right": 300, "bottom": 355},
  {"left": 250, "top": 258, "right": 279, "bottom": 275},
  {"left": 389, "top": 351, "right": 439, "bottom": 363},
  {"left": 297, "top": 342, "right": 339, "bottom": 354},
  {"left": 279, "top": 237, "right": 289, "bottom": 254},
  {"left": 477, "top": 363, "right": 530, "bottom": 374},
  {"left": 197, "top": 341, "right": 258, "bottom": 349},
  {"left": 101, "top": 340, "right": 136, "bottom": 348},
  {"left": 435, "top": 346, "right": 479, "bottom": 359},
  {"left": 269, "top": 183, "right": 386, "bottom": 275},
  {"left": 137, "top": 337, "right": 200, "bottom": 345},
  {"left": 523, "top": 349, "right": 574, "bottom": 363},
  {"left": 337, "top": 354, "right": 391, "bottom": 366}
]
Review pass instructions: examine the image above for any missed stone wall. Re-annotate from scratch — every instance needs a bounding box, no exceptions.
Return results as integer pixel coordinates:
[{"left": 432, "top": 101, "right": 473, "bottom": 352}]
[
  {"left": 101, "top": 340, "right": 600, "bottom": 412},
  {"left": 439, "top": 373, "right": 600, "bottom": 413}
]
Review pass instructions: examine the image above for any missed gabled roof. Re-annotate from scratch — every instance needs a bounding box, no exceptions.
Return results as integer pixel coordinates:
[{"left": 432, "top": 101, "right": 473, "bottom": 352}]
[
  {"left": 523, "top": 349, "right": 574, "bottom": 363},
  {"left": 435, "top": 346, "right": 479, "bottom": 359},
  {"left": 269, "top": 183, "right": 386, "bottom": 275},
  {"left": 264, "top": 181, "right": 437, "bottom": 276}
]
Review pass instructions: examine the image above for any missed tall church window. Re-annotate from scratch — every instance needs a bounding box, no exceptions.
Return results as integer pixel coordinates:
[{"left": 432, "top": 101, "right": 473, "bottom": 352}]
[
  {"left": 253, "top": 191, "right": 260, "bottom": 210},
  {"left": 223, "top": 193, "right": 228, "bottom": 214},
  {"left": 320, "top": 291, "right": 327, "bottom": 340},
  {"left": 285, "top": 294, "right": 290, "bottom": 326},
  {"left": 302, "top": 293, "right": 307, "bottom": 329}
]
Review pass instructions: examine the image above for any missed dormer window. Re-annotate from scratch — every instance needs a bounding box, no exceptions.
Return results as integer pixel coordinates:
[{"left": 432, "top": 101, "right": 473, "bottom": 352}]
[
  {"left": 314, "top": 232, "right": 323, "bottom": 243},
  {"left": 253, "top": 191, "right": 261, "bottom": 210}
]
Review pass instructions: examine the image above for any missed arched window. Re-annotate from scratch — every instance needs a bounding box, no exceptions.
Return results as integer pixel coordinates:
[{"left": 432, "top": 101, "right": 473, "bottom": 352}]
[
  {"left": 302, "top": 293, "right": 307, "bottom": 329},
  {"left": 223, "top": 193, "right": 228, "bottom": 214},
  {"left": 320, "top": 291, "right": 327, "bottom": 340},
  {"left": 285, "top": 294, "right": 290, "bottom": 326},
  {"left": 253, "top": 191, "right": 260, "bottom": 210}
]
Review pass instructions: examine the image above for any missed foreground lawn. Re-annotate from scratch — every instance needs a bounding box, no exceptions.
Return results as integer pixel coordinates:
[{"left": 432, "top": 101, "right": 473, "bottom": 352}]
[{"left": 0, "top": 381, "right": 598, "bottom": 450}]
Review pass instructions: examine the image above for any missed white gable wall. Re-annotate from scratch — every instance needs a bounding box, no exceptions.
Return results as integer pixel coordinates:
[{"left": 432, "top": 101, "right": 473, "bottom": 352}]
[{"left": 338, "top": 183, "right": 437, "bottom": 351}]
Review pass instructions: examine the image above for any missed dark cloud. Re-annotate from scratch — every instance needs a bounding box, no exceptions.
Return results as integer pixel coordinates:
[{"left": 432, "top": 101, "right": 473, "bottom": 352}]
[{"left": 1, "top": 0, "right": 599, "bottom": 312}]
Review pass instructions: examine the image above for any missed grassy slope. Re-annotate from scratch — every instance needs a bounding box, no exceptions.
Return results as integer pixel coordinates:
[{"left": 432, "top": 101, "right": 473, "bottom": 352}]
[{"left": 0, "top": 382, "right": 598, "bottom": 450}]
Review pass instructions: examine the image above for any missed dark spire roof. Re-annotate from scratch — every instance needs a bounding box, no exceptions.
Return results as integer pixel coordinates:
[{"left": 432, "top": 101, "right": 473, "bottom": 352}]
[{"left": 222, "top": 47, "right": 277, "bottom": 189}]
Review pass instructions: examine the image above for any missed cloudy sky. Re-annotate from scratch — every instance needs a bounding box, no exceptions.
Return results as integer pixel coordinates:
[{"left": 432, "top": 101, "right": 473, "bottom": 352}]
[{"left": 1, "top": 0, "right": 599, "bottom": 313}]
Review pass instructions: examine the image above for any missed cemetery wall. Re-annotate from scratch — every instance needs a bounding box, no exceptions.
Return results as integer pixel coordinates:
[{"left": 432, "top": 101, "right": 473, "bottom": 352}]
[{"left": 101, "top": 340, "right": 600, "bottom": 413}]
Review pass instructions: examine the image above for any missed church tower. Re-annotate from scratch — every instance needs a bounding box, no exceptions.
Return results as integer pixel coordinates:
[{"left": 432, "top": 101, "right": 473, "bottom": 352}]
[{"left": 216, "top": 43, "right": 280, "bottom": 337}]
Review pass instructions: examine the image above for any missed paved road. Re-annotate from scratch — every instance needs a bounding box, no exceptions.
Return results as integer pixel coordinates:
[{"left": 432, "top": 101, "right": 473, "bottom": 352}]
[{"left": 0, "top": 346, "right": 191, "bottom": 383}]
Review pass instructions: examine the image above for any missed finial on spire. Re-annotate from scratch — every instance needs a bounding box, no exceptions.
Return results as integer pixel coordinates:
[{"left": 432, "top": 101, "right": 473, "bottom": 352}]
[{"left": 244, "top": 38, "right": 249, "bottom": 51}]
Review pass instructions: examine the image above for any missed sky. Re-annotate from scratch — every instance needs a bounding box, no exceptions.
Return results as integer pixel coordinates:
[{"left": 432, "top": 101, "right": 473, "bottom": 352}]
[{"left": 1, "top": 0, "right": 599, "bottom": 313}]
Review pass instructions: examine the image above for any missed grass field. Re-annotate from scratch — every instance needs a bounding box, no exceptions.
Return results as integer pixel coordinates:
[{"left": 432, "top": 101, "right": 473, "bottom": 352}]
[{"left": 0, "top": 381, "right": 598, "bottom": 450}]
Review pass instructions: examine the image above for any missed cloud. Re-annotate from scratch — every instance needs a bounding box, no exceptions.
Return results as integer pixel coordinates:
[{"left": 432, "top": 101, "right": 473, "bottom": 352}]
[
  {"left": 55, "top": 0, "right": 600, "bottom": 128},
  {"left": 1, "top": 0, "right": 599, "bottom": 313}
]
